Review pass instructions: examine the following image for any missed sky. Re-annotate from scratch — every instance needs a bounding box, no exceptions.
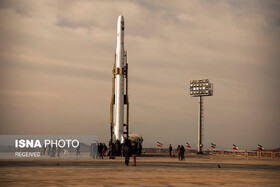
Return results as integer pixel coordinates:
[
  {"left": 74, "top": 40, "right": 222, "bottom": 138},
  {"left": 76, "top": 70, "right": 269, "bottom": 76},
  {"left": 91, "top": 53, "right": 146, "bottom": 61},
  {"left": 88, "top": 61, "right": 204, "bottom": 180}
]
[{"left": 0, "top": 0, "right": 279, "bottom": 150}]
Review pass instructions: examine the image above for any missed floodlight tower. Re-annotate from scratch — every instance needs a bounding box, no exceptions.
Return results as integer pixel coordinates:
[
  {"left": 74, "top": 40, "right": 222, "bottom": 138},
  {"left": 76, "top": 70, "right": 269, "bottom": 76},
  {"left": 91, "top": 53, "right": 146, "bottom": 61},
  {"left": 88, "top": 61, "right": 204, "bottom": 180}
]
[{"left": 190, "top": 79, "right": 213, "bottom": 154}]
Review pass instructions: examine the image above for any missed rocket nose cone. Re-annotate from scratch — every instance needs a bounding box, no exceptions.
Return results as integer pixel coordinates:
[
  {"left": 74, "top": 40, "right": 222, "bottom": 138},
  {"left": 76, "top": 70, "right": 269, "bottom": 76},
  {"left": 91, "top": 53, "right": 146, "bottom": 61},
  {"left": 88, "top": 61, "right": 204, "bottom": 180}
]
[
  {"left": 117, "top": 15, "right": 125, "bottom": 32},
  {"left": 118, "top": 15, "right": 124, "bottom": 22}
]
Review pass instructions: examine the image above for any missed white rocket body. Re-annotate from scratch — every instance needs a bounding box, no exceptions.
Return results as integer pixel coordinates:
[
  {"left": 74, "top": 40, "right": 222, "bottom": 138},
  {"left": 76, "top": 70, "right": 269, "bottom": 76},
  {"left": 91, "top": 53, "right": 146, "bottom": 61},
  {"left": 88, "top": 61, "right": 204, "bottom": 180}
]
[{"left": 114, "top": 15, "right": 125, "bottom": 143}]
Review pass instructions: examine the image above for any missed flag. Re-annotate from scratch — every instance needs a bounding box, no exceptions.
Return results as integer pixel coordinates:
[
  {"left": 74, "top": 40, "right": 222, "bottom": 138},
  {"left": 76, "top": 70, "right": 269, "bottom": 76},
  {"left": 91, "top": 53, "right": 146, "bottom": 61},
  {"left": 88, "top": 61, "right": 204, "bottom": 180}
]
[
  {"left": 257, "top": 144, "right": 264, "bottom": 151},
  {"left": 211, "top": 143, "right": 216, "bottom": 149},
  {"left": 232, "top": 144, "right": 239, "bottom": 150},
  {"left": 157, "top": 141, "right": 163, "bottom": 147},
  {"left": 186, "top": 143, "right": 191, "bottom": 148}
]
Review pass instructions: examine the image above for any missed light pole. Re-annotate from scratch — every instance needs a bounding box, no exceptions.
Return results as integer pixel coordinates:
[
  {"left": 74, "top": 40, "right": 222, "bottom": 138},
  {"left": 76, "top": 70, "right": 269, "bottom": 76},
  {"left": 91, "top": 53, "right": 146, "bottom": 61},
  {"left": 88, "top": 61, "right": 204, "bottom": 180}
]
[{"left": 190, "top": 79, "right": 213, "bottom": 154}]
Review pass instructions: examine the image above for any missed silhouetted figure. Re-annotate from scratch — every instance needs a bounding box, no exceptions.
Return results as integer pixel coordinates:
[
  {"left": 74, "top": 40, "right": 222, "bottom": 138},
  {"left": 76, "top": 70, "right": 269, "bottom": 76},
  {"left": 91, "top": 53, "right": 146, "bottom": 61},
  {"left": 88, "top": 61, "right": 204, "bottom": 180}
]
[
  {"left": 102, "top": 143, "right": 107, "bottom": 159},
  {"left": 90, "top": 143, "right": 98, "bottom": 159},
  {"left": 47, "top": 144, "right": 51, "bottom": 156},
  {"left": 109, "top": 141, "right": 115, "bottom": 159},
  {"left": 121, "top": 144, "right": 125, "bottom": 157},
  {"left": 180, "top": 145, "right": 185, "bottom": 161},
  {"left": 177, "top": 145, "right": 181, "bottom": 161},
  {"left": 42, "top": 144, "right": 46, "bottom": 155},
  {"left": 123, "top": 139, "right": 131, "bottom": 166},
  {"left": 131, "top": 141, "right": 137, "bottom": 166},
  {"left": 169, "top": 144, "right": 172, "bottom": 158},
  {"left": 98, "top": 143, "right": 103, "bottom": 159},
  {"left": 51, "top": 145, "right": 56, "bottom": 157},
  {"left": 115, "top": 140, "right": 121, "bottom": 156},
  {"left": 57, "top": 146, "right": 61, "bottom": 157},
  {"left": 76, "top": 144, "right": 80, "bottom": 157}
]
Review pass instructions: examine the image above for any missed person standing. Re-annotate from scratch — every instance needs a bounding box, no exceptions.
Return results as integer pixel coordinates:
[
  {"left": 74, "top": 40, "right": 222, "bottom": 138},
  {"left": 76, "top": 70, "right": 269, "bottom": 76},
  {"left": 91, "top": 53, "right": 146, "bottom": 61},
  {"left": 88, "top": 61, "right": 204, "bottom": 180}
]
[
  {"left": 131, "top": 142, "right": 137, "bottom": 166},
  {"left": 47, "top": 144, "right": 51, "bottom": 156},
  {"left": 180, "top": 145, "right": 185, "bottom": 161},
  {"left": 98, "top": 143, "right": 103, "bottom": 159},
  {"left": 123, "top": 139, "right": 131, "bottom": 166},
  {"left": 57, "top": 146, "right": 61, "bottom": 157},
  {"left": 76, "top": 144, "right": 80, "bottom": 157},
  {"left": 177, "top": 145, "right": 181, "bottom": 161},
  {"left": 102, "top": 143, "right": 107, "bottom": 159},
  {"left": 109, "top": 141, "right": 115, "bottom": 159},
  {"left": 115, "top": 140, "right": 121, "bottom": 156},
  {"left": 169, "top": 144, "right": 172, "bottom": 158},
  {"left": 90, "top": 143, "right": 97, "bottom": 159},
  {"left": 51, "top": 144, "right": 56, "bottom": 157}
]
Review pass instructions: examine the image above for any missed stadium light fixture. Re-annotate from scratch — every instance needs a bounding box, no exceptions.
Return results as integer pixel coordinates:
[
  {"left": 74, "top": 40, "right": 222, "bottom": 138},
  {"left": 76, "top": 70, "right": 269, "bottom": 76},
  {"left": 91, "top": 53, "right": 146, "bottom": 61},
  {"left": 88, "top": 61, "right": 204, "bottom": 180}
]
[
  {"left": 189, "top": 79, "right": 213, "bottom": 154},
  {"left": 190, "top": 79, "right": 213, "bottom": 97}
]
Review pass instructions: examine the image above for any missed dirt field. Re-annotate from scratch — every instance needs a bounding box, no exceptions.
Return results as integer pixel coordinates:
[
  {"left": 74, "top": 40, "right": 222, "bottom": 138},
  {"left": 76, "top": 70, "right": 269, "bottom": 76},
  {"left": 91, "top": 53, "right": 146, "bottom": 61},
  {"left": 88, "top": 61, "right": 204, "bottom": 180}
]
[{"left": 0, "top": 155, "right": 280, "bottom": 186}]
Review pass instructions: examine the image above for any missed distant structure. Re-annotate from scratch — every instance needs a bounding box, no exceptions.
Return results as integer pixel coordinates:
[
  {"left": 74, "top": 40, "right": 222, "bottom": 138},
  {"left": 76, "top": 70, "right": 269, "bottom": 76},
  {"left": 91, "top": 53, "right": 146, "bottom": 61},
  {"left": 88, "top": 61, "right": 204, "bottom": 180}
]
[{"left": 190, "top": 79, "right": 213, "bottom": 154}]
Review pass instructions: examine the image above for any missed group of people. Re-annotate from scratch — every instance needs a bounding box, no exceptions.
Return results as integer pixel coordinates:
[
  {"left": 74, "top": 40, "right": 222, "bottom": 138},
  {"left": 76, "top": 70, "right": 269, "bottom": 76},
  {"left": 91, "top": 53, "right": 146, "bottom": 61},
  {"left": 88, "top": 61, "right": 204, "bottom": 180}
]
[
  {"left": 98, "top": 140, "right": 138, "bottom": 166},
  {"left": 169, "top": 144, "right": 185, "bottom": 161},
  {"left": 108, "top": 140, "right": 121, "bottom": 158},
  {"left": 42, "top": 144, "right": 80, "bottom": 158}
]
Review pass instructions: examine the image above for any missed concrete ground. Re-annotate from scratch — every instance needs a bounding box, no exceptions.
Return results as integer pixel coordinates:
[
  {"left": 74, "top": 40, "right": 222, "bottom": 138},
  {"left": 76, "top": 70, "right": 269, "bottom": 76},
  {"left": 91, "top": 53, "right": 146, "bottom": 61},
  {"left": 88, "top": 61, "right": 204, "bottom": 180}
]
[{"left": 0, "top": 155, "right": 280, "bottom": 186}]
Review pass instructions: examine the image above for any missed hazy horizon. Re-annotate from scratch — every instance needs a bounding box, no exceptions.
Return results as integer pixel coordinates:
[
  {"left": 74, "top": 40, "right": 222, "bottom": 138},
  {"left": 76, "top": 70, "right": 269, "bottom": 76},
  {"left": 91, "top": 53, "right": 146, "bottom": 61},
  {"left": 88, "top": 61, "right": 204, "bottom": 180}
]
[{"left": 0, "top": 0, "right": 280, "bottom": 150}]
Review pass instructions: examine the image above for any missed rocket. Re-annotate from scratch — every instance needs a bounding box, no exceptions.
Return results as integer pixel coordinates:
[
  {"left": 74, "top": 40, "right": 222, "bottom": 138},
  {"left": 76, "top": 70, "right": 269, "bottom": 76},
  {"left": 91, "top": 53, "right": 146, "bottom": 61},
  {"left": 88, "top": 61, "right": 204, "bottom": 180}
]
[{"left": 110, "top": 15, "right": 129, "bottom": 144}]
